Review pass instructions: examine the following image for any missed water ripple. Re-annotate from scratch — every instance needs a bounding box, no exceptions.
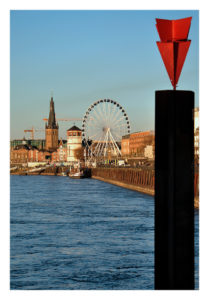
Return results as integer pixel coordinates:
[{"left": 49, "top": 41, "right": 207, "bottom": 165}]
[{"left": 10, "top": 175, "right": 198, "bottom": 290}]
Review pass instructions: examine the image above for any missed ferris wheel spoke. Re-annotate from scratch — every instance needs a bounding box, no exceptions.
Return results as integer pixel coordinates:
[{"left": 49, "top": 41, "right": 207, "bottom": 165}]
[
  {"left": 102, "top": 102, "right": 108, "bottom": 126},
  {"left": 111, "top": 115, "right": 127, "bottom": 128},
  {"left": 112, "top": 123, "right": 128, "bottom": 131},
  {"left": 109, "top": 104, "right": 120, "bottom": 126},
  {"left": 113, "top": 120, "right": 128, "bottom": 127},
  {"left": 88, "top": 113, "right": 101, "bottom": 126},
  {"left": 86, "top": 119, "right": 103, "bottom": 132},
  {"left": 86, "top": 126, "right": 103, "bottom": 138},
  {"left": 92, "top": 108, "right": 105, "bottom": 125},
  {"left": 105, "top": 102, "right": 111, "bottom": 126},
  {"left": 97, "top": 102, "right": 105, "bottom": 121},
  {"left": 107, "top": 102, "right": 112, "bottom": 126},
  {"left": 112, "top": 122, "right": 129, "bottom": 136},
  {"left": 110, "top": 107, "right": 123, "bottom": 127},
  {"left": 88, "top": 114, "right": 104, "bottom": 130},
  {"left": 109, "top": 104, "right": 120, "bottom": 122},
  {"left": 94, "top": 104, "right": 105, "bottom": 124},
  {"left": 82, "top": 99, "right": 130, "bottom": 161},
  {"left": 109, "top": 104, "right": 117, "bottom": 123}
]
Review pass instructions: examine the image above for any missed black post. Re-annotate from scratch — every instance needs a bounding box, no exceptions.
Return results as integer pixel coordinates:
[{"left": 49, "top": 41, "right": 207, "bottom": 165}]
[{"left": 155, "top": 90, "right": 194, "bottom": 290}]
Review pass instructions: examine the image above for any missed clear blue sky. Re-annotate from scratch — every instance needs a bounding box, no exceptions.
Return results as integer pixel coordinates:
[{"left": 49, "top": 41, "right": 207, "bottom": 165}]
[{"left": 10, "top": 10, "right": 199, "bottom": 140}]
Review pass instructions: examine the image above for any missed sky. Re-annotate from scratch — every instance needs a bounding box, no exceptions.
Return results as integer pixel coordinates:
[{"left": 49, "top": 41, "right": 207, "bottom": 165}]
[{"left": 10, "top": 10, "right": 199, "bottom": 140}]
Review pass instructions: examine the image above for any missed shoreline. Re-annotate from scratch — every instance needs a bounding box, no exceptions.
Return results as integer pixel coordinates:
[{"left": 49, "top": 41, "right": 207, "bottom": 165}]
[
  {"left": 10, "top": 173, "right": 199, "bottom": 209},
  {"left": 92, "top": 175, "right": 199, "bottom": 209},
  {"left": 92, "top": 175, "right": 154, "bottom": 196}
]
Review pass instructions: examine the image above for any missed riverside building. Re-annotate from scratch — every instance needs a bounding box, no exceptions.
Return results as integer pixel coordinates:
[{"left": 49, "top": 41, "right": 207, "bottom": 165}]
[
  {"left": 194, "top": 107, "right": 199, "bottom": 164},
  {"left": 121, "top": 130, "right": 155, "bottom": 158},
  {"left": 10, "top": 97, "right": 68, "bottom": 164},
  {"left": 67, "top": 126, "right": 83, "bottom": 163}
]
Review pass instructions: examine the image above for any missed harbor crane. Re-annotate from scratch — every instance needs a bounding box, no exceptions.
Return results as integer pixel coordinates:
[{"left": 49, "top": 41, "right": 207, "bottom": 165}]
[
  {"left": 43, "top": 118, "right": 83, "bottom": 122},
  {"left": 24, "top": 127, "right": 45, "bottom": 140}
]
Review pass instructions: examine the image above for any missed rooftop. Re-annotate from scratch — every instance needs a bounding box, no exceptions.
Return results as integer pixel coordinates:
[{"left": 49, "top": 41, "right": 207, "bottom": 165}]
[{"left": 67, "top": 125, "right": 81, "bottom": 131}]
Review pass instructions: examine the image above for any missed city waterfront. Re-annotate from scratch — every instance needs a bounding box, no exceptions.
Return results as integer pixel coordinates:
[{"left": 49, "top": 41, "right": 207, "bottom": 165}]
[{"left": 10, "top": 175, "right": 199, "bottom": 289}]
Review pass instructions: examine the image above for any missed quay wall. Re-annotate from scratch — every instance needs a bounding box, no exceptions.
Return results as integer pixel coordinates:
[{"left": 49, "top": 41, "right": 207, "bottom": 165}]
[
  {"left": 10, "top": 165, "right": 199, "bottom": 208},
  {"left": 92, "top": 167, "right": 199, "bottom": 208},
  {"left": 92, "top": 167, "right": 155, "bottom": 196}
]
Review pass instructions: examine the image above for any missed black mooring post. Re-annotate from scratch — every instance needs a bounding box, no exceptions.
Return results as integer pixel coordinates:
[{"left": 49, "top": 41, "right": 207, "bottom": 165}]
[{"left": 155, "top": 90, "right": 194, "bottom": 290}]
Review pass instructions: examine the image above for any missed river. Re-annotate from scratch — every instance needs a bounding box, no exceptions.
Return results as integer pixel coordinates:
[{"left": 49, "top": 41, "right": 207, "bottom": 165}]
[{"left": 10, "top": 175, "right": 199, "bottom": 289}]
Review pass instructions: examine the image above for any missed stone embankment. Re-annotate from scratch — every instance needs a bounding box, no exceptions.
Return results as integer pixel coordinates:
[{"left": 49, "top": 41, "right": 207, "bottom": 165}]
[
  {"left": 10, "top": 165, "right": 199, "bottom": 209},
  {"left": 92, "top": 167, "right": 199, "bottom": 209},
  {"left": 92, "top": 167, "right": 154, "bottom": 196}
]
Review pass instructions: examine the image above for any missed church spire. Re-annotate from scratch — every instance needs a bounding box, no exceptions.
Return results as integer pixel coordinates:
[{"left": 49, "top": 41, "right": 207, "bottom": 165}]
[
  {"left": 46, "top": 97, "right": 58, "bottom": 129},
  {"left": 45, "top": 96, "right": 59, "bottom": 151}
]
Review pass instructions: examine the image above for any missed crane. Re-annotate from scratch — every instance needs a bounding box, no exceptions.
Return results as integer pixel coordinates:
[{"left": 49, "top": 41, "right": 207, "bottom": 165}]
[
  {"left": 43, "top": 118, "right": 83, "bottom": 122},
  {"left": 24, "top": 126, "right": 45, "bottom": 140}
]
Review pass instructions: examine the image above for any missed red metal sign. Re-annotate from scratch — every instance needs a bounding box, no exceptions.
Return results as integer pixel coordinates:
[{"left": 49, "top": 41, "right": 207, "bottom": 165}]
[{"left": 156, "top": 17, "right": 192, "bottom": 90}]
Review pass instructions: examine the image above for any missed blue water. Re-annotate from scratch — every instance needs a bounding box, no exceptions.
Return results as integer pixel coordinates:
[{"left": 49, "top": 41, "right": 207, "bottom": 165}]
[{"left": 10, "top": 175, "right": 199, "bottom": 290}]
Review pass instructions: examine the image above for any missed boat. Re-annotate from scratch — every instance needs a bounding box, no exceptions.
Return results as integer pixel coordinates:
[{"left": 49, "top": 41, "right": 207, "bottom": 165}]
[
  {"left": 68, "top": 170, "right": 85, "bottom": 179},
  {"left": 61, "top": 172, "right": 67, "bottom": 176}
]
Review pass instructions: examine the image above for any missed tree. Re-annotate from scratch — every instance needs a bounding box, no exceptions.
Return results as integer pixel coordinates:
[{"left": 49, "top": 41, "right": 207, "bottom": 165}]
[{"left": 74, "top": 147, "right": 84, "bottom": 161}]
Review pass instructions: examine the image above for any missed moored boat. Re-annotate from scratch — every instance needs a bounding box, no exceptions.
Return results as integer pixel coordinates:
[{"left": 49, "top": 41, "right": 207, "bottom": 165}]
[
  {"left": 68, "top": 170, "right": 85, "bottom": 179},
  {"left": 61, "top": 172, "right": 67, "bottom": 176}
]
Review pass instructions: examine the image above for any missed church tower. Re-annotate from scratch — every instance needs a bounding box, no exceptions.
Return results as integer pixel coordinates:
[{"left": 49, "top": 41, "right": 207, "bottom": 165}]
[{"left": 45, "top": 97, "right": 59, "bottom": 151}]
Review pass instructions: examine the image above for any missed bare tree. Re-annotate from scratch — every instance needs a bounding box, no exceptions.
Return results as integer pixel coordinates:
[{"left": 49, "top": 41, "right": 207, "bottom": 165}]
[{"left": 74, "top": 147, "right": 84, "bottom": 161}]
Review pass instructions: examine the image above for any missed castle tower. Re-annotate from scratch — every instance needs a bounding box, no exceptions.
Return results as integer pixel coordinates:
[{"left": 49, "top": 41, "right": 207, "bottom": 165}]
[
  {"left": 45, "top": 97, "right": 59, "bottom": 151},
  {"left": 66, "top": 126, "right": 82, "bottom": 163}
]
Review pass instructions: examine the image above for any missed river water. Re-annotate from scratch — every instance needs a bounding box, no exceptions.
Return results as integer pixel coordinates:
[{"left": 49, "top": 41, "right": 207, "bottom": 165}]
[{"left": 10, "top": 175, "right": 199, "bottom": 290}]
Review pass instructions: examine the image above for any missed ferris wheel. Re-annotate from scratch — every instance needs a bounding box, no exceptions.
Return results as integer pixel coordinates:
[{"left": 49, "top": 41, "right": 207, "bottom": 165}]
[{"left": 82, "top": 99, "right": 130, "bottom": 159}]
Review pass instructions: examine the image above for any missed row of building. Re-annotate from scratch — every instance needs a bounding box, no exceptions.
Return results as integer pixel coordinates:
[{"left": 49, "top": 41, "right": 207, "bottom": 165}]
[
  {"left": 121, "top": 130, "right": 155, "bottom": 159},
  {"left": 10, "top": 97, "right": 199, "bottom": 165},
  {"left": 10, "top": 97, "right": 82, "bottom": 165}
]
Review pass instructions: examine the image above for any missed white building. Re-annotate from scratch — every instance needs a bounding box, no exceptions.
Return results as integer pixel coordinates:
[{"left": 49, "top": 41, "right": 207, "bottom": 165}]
[
  {"left": 144, "top": 144, "right": 154, "bottom": 159},
  {"left": 67, "top": 126, "right": 82, "bottom": 163},
  {"left": 194, "top": 107, "right": 199, "bottom": 163},
  {"left": 194, "top": 107, "right": 199, "bottom": 131}
]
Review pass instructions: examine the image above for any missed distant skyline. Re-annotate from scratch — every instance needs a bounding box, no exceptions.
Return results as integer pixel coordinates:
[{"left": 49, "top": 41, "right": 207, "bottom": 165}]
[{"left": 10, "top": 10, "right": 199, "bottom": 140}]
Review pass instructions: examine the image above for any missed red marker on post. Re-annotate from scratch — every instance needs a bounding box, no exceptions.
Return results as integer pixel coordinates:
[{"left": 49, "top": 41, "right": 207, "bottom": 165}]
[
  {"left": 154, "top": 17, "right": 195, "bottom": 290},
  {"left": 156, "top": 17, "right": 192, "bottom": 90}
]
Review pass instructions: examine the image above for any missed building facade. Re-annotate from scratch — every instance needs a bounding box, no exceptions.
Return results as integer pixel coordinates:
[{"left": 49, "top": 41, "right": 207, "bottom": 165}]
[
  {"left": 144, "top": 144, "right": 154, "bottom": 159},
  {"left": 194, "top": 107, "right": 199, "bottom": 164},
  {"left": 10, "top": 144, "right": 31, "bottom": 164},
  {"left": 10, "top": 139, "right": 45, "bottom": 150},
  {"left": 45, "top": 97, "right": 59, "bottom": 151},
  {"left": 121, "top": 130, "right": 155, "bottom": 157},
  {"left": 57, "top": 139, "right": 67, "bottom": 162},
  {"left": 194, "top": 127, "right": 199, "bottom": 163},
  {"left": 67, "top": 126, "right": 83, "bottom": 163},
  {"left": 121, "top": 134, "right": 130, "bottom": 156},
  {"left": 10, "top": 140, "right": 68, "bottom": 164},
  {"left": 129, "top": 131, "right": 154, "bottom": 156}
]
